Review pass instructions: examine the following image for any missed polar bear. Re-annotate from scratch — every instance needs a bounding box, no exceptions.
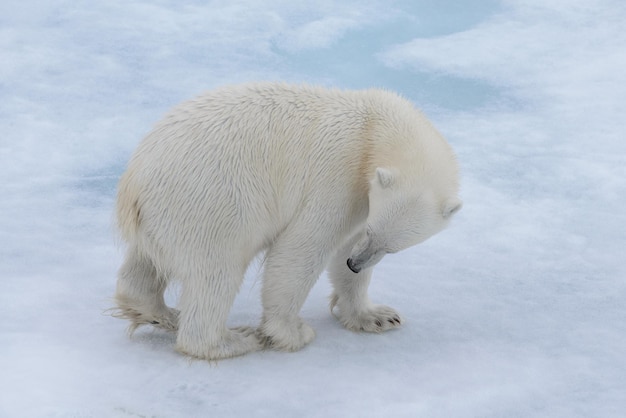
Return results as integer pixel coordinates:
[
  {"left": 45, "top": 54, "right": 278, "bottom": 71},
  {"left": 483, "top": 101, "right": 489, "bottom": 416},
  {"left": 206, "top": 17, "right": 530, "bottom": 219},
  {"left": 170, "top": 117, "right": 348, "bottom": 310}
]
[{"left": 114, "top": 82, "right": 461, "bottom": 360}]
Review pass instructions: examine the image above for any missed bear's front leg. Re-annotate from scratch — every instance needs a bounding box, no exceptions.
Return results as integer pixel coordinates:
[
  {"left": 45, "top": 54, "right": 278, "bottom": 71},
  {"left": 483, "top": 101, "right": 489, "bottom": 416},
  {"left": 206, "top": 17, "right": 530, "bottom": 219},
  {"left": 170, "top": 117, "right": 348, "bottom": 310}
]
[
  {"left": 327, "top": 243, "right": 402, "bottom": 333},
  {"left": 175, "top": 261, "right": 262, "bottom": 360},
  {"left": 257, "top": 223, "right": 332, "bottom": 352}
]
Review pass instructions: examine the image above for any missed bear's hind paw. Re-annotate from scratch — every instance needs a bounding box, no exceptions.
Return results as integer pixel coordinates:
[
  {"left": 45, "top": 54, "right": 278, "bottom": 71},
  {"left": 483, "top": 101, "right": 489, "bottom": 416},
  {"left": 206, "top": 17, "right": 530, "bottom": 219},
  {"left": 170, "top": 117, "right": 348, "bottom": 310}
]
[{"left": 108, "top": 304, "right": 179, "bottom": 334}]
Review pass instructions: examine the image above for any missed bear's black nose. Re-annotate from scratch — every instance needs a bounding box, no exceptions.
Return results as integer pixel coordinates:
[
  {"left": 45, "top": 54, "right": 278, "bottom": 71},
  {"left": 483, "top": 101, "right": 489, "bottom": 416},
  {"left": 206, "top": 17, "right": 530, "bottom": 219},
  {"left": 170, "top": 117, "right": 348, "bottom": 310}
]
[{"left": 346, "top": 258, "right": 361, "bottom": 274}]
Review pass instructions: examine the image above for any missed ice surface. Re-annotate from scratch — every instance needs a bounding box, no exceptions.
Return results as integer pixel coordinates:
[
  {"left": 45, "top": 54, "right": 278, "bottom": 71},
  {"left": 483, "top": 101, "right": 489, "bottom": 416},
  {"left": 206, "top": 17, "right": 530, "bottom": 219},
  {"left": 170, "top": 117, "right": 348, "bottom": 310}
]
[{"left": 1, "top": 0, "right": 625, "bottom": 417}]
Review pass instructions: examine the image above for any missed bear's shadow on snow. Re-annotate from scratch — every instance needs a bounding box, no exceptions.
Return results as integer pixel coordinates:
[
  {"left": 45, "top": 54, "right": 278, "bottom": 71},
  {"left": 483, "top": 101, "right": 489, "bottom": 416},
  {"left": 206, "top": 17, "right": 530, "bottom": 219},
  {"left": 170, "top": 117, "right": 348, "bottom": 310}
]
[{"left": 132, "top": 328, "right": 177, "bottom": 351}]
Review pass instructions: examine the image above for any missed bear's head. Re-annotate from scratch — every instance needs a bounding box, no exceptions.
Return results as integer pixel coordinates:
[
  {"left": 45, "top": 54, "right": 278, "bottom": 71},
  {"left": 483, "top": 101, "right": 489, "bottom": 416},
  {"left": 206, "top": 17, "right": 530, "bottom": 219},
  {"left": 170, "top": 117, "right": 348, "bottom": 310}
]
[{"left": 347, "top": 167, "right": 462, "bottom": 274}]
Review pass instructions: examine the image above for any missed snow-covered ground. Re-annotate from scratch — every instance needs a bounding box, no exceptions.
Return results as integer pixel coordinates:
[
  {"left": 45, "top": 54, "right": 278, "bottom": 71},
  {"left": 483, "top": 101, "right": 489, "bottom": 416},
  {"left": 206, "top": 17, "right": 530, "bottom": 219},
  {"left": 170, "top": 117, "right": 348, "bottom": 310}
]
[{"left": 2, "top": 1, "right": 625, "bottom": 416}]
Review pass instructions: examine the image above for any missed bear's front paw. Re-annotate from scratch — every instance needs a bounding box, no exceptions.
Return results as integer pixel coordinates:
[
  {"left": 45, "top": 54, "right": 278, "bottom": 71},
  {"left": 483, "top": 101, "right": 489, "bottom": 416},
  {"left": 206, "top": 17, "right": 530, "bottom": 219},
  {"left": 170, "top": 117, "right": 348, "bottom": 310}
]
[
  {"left": 333, "top": 302, "right": 402, "bottom": 333},
  {"left": 257, "top": 316, "right": 316, "bottom": 352},
  {"left": 176, "top": 326, "right": 262, "bottom": 361}
]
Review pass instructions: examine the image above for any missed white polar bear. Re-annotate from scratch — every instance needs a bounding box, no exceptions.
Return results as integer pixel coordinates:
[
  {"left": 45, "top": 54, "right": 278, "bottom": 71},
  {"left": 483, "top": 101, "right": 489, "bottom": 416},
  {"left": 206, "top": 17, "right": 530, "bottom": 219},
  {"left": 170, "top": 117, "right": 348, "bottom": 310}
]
[{"left": 114, "top": 82, "right": 461, "bottom": 360}]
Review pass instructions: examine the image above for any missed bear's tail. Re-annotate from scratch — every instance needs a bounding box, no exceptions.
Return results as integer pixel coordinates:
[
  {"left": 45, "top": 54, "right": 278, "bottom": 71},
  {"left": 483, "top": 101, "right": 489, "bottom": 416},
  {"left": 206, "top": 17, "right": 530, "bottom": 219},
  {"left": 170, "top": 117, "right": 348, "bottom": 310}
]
[{"left": 116, "top": 170, "right": 141, "bottom": 244}]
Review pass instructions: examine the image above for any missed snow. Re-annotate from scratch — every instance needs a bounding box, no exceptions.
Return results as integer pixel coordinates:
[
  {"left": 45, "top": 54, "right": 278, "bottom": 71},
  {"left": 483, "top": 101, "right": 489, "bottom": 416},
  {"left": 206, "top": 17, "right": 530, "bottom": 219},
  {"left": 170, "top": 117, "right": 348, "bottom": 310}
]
[{"left": 1, "top": 0, "right": 625, "bottom": 417}]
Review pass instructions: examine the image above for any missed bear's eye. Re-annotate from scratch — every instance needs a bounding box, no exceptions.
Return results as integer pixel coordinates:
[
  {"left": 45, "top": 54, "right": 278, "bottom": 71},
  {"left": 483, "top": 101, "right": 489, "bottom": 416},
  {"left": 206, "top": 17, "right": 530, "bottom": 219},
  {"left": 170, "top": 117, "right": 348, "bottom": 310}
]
[{"left": 442, "top": 198, "right": 463, "bottom": 219}]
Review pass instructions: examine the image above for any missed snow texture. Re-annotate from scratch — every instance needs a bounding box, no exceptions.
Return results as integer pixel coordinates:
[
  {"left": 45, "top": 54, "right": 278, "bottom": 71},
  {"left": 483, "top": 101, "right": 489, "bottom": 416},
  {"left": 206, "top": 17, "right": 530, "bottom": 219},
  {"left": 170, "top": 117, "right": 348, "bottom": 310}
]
[{"left": 1, "top": 0, "right": 625, "bottom": 417}]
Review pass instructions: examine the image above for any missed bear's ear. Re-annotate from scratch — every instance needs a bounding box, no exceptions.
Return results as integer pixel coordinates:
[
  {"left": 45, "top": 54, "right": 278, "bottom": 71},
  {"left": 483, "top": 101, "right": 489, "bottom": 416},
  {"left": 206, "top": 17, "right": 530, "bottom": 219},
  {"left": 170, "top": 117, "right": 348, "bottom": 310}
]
[
  {"left": 443, "top": 198, "right": 463, "bottom": 218},
  {"left": 375, "top": 167, "right": 395, "bottom": 189}
]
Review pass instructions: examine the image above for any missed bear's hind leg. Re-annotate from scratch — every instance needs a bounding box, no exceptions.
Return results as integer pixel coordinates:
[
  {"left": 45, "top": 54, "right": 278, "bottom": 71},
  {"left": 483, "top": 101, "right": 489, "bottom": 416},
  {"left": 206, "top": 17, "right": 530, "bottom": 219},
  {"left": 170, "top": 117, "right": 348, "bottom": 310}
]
[
  {"left": 327, "top": 242, "right": 402, "bottom": 333},
  {"left": 113, "top": 246, "right": 179, "bottom": 333},
  {"left": 175, "top": 261, "right": 261, "bottom": 360}
]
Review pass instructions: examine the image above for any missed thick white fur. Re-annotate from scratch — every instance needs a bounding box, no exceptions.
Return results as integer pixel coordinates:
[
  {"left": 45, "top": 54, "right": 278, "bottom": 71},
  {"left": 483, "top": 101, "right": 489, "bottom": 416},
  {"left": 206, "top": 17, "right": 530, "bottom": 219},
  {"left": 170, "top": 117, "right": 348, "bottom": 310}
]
[{"left": 114, "top": 83, "right": 461, "bottom": 360}]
